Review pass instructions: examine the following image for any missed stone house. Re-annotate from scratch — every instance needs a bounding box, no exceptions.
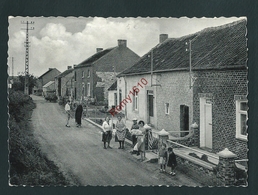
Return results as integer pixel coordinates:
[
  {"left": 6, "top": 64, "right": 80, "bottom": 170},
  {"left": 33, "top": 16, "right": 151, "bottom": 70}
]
[
  {"left": 35, "top": 68, "right": 61, "bottom": 94},
  {"left": 73, "top": 40, "right": 140, "bottom": 104},
  {"left": 118, "top": 19, "right": 247, "bottom": 159},
  {"left": 55, "top": 66, "right": 74, "bottom": 99},
  {"left": 42, "top": 81, "right": 55, "bottom": 97}
]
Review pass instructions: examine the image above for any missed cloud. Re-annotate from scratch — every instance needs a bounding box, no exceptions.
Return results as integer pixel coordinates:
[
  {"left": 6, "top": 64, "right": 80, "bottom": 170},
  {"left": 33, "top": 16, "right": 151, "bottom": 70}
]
[
  {"left": 8, "top": 17, "right": 243, "bottom": 77},
  {"left": 9, "top": 18, "right": 161, "bottom": 76}
]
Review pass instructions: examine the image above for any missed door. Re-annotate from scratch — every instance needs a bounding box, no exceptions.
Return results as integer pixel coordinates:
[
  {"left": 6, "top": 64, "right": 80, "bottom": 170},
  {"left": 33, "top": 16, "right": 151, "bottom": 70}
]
[
  {"left": 180, "top": 105, "right": 189, "bottom": 137},
  {"left": 204, "top": 102, "right": 212, "bottom": 149},
  {"left": 147, "top": 90, "right": 154, "bottom": 123}
]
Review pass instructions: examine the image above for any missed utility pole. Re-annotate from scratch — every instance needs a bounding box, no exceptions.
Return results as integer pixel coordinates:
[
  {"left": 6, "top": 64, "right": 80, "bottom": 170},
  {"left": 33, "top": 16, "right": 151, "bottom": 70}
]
[{"left": 21, "top": 21, "right": 34, "bottom": 95}]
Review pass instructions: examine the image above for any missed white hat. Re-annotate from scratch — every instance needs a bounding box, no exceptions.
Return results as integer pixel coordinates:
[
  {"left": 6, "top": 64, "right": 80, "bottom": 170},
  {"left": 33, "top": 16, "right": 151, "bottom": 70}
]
[{"left": 132, "top": 118, "right": 138, "bottom": 121}]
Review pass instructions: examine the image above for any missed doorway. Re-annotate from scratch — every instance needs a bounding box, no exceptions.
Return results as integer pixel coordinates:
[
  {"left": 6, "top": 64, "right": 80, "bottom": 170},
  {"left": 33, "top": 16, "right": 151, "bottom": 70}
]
[
  {"left": 147, "top": 90, "right": 154, "bottom": 124},
  {"left": 200, "top": 98, "right": 213, "bottom": 149}
]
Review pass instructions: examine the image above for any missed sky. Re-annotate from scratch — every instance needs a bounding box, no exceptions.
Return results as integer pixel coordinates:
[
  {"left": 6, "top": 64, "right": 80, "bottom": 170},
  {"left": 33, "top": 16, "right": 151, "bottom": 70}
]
[{"left": 7, "top": 17, "right": 245, "bottom": 77}]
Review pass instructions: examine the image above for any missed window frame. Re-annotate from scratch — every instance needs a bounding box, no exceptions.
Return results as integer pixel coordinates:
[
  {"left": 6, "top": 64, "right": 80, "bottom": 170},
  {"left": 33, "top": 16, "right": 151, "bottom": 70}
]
[
  {"left": 165, "top": 103, "right": 169, "bottom": 115},
  {"left": 87, "top": 82, "right": 90, "bottom": 97},
  {"left": 82, "top": 82, "right": 85, "bottom": 99},
  {"left": 134, "top": 92, "right": 138, "bottom": 111},
  {"left": 236, "top": 100, "right": 248, "bottom": 140},
  {"left": 87, "top": 70, "right": 91, "bottom": 78},
  {"left": 82, "top": 70, "right": 84, "bottom": 78}
]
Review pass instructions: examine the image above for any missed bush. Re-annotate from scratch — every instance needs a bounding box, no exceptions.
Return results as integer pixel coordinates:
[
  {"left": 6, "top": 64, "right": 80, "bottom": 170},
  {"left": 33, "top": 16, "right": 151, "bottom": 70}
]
[{"left": 45, "top": 94, "right": 58, "bottom": 102}]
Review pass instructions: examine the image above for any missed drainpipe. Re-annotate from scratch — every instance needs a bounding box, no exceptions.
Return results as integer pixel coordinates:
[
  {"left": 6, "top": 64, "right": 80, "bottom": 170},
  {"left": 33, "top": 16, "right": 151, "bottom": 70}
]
[{"left": 124, "top": 76, "right": 127, "bottom": 120}]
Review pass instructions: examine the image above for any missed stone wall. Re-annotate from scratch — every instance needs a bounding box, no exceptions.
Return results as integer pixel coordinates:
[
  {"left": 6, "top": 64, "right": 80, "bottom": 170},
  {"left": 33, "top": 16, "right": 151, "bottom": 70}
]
[{"left": 192, "top": 69, "right": 248, "bottom": 159}]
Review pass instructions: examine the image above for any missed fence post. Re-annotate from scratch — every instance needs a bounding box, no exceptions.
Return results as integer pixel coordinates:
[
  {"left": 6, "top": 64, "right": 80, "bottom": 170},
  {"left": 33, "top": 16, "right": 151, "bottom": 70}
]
[
  {"left": 217, "top": 148, "right": 237, "bottom": 186},
  {"left": 190, "top": 122, "right": 198, "bottom": 146},
  {"left": 157, "top": 129, "right": 169, "bottom": 150}
]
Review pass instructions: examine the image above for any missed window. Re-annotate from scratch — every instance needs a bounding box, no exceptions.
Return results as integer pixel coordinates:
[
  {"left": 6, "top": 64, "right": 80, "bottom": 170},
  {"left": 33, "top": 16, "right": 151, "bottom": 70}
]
[
  {"left": 87, "top": 70, "right": 91, "bottom": 78},
  {"left": 82, "top": 71, "right": 84, "bottom": 78},
  {"left": 114, "top": 92, "right": 117, "bottom": 106},
  {"left": 74, "top": 71, "right": 77, "bottom": 81},
  {"left": 236, "top": 101, "right": 248, "bottom": 140},
  {"left": 133, "top": 92, "right": 138, "bottom": 111},
  {"left": 87, "top": 83, "right": 90, "bottom": 97},
  {"left": 74, "top": 87, "right": 77, "bottom": 100},
  {"left": 82, "top": 83, "right": 85, "bottom": 99},
  {"left": 165, "top": 103, "right": 169, "bottom": 114}
]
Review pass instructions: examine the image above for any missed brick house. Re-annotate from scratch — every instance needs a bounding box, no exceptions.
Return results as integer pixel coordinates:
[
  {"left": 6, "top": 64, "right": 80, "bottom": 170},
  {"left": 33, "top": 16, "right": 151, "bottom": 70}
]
[
  {"left": 35, "top": 68, "right": 61, "bottom": 95},
  {"left": 118, "top": 19, "right": 247, "bottom": 159},
  {"left": 55, "top": 66, "right": 74, "bottom": 99},
  {"left": 73, "top": 40, "right": 140, "bottom": 104}
]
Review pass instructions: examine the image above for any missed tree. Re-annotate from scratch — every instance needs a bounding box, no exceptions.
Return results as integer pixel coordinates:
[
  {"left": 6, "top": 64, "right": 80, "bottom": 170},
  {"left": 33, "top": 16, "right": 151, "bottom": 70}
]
[{"left": 12, "top": 73, "right": 37, "bottom": 94}]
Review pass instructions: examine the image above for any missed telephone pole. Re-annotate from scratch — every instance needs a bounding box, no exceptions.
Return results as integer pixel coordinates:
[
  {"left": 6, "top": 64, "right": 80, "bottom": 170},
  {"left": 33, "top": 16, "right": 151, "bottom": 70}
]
[{"left": 21, "top": 21, "right": 34, "bottom": 95}]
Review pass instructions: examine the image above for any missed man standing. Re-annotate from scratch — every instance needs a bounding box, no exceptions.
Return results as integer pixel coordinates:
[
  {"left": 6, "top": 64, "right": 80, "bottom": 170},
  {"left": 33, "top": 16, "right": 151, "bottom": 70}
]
[
  {"left": 65, "top": 100, "right": 71, "bottom": 127},
  {"left": 130, "top": 118, "right": 139, "bottom": 146}
]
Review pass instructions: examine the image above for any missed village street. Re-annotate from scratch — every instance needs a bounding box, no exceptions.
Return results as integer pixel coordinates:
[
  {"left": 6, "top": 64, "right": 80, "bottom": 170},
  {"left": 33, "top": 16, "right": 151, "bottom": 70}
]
[{"left": 29, "top": 95, "right": 201, "bottom": 186}]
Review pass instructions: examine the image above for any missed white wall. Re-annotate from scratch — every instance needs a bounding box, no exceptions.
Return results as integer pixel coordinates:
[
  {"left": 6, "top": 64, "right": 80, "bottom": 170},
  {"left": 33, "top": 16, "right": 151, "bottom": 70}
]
[
  {"left": 122, "top": 74, "right": 153, "bottom": 124},
  {"left": 108, "top": 90, "right": 116, "bottom": 108}
]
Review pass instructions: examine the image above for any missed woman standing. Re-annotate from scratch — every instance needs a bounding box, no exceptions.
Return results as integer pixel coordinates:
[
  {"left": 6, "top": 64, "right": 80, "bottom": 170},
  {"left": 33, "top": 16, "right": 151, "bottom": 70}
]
[
  {"left": 75, "top": 104, "right": 83, "bottom": 127},
  {"left": 115, "top": 115, "right": 126, "bottom": 149},
  {"left": 137, "top": 120, "right": 146, "bottom": 161},
  {"left": 102, "top": 116, "right": 113, "bottom": 149}
]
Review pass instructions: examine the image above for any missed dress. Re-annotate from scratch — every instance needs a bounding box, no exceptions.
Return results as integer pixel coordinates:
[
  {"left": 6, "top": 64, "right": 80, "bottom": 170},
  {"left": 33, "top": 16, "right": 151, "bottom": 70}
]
[
  {"left": 167, "top": 152, "right": 177, "bottom": 168},
  {"left": 116, "top": 120, "right": 126, "bottom": 141},
  {"left": 102, "top": 121, "right": 112, "bottom": 142},
  {"left": 137, "top": 127, "right": 146, "bottom": 152},
  {"left": 158, "top": 148, "right": 167, "bottom": 165},
  {"left": 75, "top": 105, "right": 83, "bottom": 125}
]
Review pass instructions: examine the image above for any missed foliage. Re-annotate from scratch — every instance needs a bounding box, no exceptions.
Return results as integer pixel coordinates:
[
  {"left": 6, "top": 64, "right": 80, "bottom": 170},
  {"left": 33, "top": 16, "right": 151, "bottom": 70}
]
[
  {"left": 8, "top": 90, "right": 72, "bottom": 185},
  {"left": 12, "top": 74, "right": 37, "bottom": 94},
  {"left": 45, "top": 93, "right": 58, "bottom": 102},
  {"left": 9, "top": 89, "right": 33, "bottom": 122}
]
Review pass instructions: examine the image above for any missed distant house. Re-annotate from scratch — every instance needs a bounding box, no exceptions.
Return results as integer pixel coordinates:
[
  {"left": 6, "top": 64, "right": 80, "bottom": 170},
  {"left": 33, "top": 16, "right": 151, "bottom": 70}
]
[
  {"left": 55, "top": 66, "right": 74, "bottom": 99},
  {"left": 73, "top": 39, "right": 140, "bottom": 104},
  {"left": 42, "top": 81, "right": 55, "bottom": 97},
  {"left": 35, "top": 68, "right": 61, "bottom": 95},
  {"left": 118, "top": 19, "right": 247, "bottom": 159},
  {"left": 107, "top": 80, "right": 118, "bottom": 108}
]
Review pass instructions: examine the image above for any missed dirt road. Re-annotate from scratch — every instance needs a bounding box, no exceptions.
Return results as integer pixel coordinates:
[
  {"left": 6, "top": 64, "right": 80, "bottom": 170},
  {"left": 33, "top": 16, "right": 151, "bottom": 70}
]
[{"left": 30, "top": 95, "right": 201, "bottom": 186}]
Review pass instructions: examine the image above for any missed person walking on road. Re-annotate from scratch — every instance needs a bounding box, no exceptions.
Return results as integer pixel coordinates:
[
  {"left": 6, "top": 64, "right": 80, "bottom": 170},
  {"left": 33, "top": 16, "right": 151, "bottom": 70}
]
[
  {"left": 65, "top": 100, "right": 71, "bottom": 127},
  {"left": 102, "top": 116, "right": 113, "bottom": 149},
  {"left": 115, "top": 115, "right": 126, "bottom": 149},
  {"left": 130, "top": 118, "right": 139, "bottom": 146},
  {"left": 75, "top": 104, "right": 83, "bottom": 127}
]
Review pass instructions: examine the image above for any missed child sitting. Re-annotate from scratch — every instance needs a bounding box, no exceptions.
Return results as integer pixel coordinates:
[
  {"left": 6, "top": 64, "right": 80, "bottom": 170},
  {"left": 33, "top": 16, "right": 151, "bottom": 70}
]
[
  {"left": 167, "top": 147, "right": 177, "bottom": 175},
  {"left": 158, "top": 143, "right": 167, "bottom": 172}
]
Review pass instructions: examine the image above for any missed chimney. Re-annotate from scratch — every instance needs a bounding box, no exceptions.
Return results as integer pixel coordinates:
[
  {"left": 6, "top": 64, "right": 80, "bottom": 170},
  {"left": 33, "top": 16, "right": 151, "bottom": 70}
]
[
  {"left": 67, "top": 66, "right": 72, "bottom": 70},
  {"left": 159, "top": 34, "right": 168, "bottom": 43},
  {"left": 96, "top": 48, "right": 103, "bottom": 53},
  {"left": 73, "top": 64, "right": 77, "bottom": 68},
  {"left": 118, "top": 39, "right": 127, "bottom": 47}
]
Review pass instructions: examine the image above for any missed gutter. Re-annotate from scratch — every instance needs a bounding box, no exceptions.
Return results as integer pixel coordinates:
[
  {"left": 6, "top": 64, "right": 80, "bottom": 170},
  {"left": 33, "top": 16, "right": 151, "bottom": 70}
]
[{"left": 118, "top": 65, "right": 247, "bottom": 77}]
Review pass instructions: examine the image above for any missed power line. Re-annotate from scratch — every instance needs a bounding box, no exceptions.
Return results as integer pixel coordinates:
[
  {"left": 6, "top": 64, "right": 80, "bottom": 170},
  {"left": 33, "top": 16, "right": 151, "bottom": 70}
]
[{"left": 21, "top": 21, "right": 34, "bottom": 95}]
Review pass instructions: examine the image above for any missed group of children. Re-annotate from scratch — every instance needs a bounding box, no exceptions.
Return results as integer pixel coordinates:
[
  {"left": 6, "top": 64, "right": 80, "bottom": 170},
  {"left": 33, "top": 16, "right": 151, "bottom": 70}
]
[{"left": 158, "top": 143, "right": 177, "bottom": 176}]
